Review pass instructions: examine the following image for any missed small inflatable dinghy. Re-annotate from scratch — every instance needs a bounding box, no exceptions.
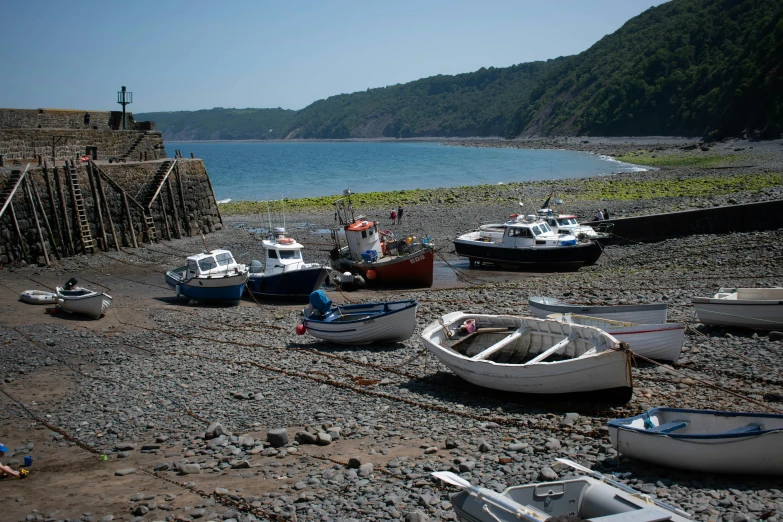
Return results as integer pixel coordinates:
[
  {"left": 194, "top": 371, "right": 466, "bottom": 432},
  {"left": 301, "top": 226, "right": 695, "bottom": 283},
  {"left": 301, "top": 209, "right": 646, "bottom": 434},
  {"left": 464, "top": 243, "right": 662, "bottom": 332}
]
[{"left": 20, "top": 290, "right": 57, "bottom": 305}]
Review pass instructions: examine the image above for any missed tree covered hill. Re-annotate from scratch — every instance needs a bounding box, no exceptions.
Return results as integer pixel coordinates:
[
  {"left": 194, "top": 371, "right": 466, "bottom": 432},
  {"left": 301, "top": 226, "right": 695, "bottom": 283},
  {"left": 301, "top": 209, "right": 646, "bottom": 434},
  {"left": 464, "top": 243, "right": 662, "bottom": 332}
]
[{"left": 138, "top": 0, "right": 783, "bottom": 140}]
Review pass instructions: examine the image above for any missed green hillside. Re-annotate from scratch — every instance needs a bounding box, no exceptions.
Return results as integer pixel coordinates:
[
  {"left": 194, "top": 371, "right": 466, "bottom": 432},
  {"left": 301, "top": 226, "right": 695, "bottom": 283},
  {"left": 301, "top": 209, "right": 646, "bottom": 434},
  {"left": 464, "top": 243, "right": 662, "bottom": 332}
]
[
  {"left": 138, "top": 0, "right": 783, "bottom": 140},
  {"left": 511, "top": 0, "right": 783, "bottom": 138},
  {"left": 138, "top": 108, "right": 297, "bottom": 140}
]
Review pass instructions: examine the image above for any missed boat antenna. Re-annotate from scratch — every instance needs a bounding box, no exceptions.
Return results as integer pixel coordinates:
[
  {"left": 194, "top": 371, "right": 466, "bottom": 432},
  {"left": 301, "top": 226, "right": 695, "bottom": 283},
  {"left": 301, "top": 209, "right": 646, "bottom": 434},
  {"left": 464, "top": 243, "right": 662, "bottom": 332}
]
[
  {"left": 282, "top": 195, "right": 286, "bottom": 230},
  {"left": 200, "top": 233, "right": 209, "bottom": 252},
  {"left": 266, "top": 199, "right": 273, "bottom": 234}
]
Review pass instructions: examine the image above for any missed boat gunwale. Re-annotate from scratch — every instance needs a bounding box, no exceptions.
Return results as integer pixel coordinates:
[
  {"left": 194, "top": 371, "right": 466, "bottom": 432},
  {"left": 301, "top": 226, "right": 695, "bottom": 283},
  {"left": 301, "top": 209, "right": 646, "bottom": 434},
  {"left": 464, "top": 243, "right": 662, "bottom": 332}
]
[
  {"left": 530, "top": 296, "right": 668, "bottom": 313},
  {"left": 609, "top": 407, "right": 783, "bottom": 440},
  {"left": 303, "top": 300, "right": 419, "bottom": 326}
]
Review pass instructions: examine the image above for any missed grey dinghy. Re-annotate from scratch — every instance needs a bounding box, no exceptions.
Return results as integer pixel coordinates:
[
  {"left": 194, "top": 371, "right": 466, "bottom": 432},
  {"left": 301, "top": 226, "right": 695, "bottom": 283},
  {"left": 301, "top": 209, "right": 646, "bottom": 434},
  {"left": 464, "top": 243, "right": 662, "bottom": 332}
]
[
  {"left": 529, "top": 296, "right": 668, "bottom": 324},
  {"left": 442, "top": 471, "right": 692, "bottom": 522},
  {"left": 692, "top": 287, "right": 783, "bottom": 330}
]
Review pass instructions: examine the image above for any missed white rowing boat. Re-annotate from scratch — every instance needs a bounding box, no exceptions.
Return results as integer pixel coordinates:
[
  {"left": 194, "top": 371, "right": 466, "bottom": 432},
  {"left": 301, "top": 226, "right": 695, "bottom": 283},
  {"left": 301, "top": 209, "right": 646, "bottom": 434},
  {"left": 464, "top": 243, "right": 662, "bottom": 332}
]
[
  {"left": 692, "top": 287, "right": 783, "bottom": 330},
  {"left": 529, "top": 295, "right": 668, "bottom": 324},
  {"left": 55, "top": 279, "right": 112, "bottom": 320},
  {"left": 609, "top": 407, "right": 783, "bottom": 475},
  {"left": 421, "top": 311, "right": 632, "bottom": 400},
  {"left": 300, "top": 291, "right": 418, "bottom": 344},
  {"left": 547, "top": 313, "right": 685, "bottom": 362}
]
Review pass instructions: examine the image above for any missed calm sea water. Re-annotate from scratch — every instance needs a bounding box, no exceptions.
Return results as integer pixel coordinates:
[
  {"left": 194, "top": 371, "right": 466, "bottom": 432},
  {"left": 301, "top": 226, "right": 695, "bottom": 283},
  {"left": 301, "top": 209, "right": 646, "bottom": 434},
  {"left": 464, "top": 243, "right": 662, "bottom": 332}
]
[{"left": 165, "top": 141, "right": 643, "bottom": 201}]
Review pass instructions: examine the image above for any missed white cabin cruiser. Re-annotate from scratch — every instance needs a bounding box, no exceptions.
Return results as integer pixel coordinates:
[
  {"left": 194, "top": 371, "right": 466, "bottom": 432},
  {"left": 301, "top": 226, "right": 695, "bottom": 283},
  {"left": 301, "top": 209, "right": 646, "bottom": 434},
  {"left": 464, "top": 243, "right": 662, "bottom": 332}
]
[
  {"left": 455, "top": 214, "right": 603, "bottom": 270},
  {"left": 165, "top": 249, "right": 249, "bottom": 302},
  {"left": 247, "top": 228, "right": 328, "bottom": 300}
]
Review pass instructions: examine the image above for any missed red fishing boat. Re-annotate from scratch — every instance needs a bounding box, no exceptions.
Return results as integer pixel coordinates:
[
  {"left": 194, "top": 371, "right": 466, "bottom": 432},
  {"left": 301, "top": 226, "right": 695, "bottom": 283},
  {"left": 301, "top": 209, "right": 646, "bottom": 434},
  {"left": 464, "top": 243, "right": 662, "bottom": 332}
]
[{"left": 329, "top": 193, "right": 434, "bottom": 288}]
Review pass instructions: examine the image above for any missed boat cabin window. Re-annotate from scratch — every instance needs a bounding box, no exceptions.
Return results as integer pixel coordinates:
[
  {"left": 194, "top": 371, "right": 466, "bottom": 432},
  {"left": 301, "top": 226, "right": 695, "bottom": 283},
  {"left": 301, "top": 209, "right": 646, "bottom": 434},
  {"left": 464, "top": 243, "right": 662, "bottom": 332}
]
[
  {"left": 558, "top": 218, "right": 577, "bottom": 226},
  {"left": 215, "top": 252, "right": 235, "bottom": 266},
  {"left": 362, "top": 230, "right": 367, "bottom": 238},
  {"left": 547, "top": 218, "right": 557, "bottom": 227},
  {"left": 198, "top": 256, "right": 218, "bottom": 271},
  {"left": 279, "top": 250, "right": 301, "bottom": 260},
  {"left": 507, "top": 227, "right": 533, "bottom": 238},
  {"left": 188, "top": 260, "right": 198, "bottom": 273},
  {"left": 531, "top": 225, "right": 542, "bottom": 236},
  {"left": 268, "top": 250, "right": 278, "bottom": 259},
  {"left": 369, "top": 226, "right": 375, "bottom": 236}
]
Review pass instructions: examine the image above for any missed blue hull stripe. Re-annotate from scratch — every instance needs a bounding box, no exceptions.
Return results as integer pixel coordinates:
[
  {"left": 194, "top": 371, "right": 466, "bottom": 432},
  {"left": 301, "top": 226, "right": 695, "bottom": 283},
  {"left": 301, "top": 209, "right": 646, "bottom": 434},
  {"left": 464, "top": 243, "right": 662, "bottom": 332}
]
[{"left": 178, "top": 282, "right": 246, "bottom": 301}]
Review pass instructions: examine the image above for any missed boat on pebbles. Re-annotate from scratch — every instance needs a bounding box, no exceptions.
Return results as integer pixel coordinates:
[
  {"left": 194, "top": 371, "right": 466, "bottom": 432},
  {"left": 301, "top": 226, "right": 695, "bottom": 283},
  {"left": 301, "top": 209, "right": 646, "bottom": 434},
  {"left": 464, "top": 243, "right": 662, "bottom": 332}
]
[
  {"left": 529, "top": 296, "right": 668, "bottom": 324},
  {"left": 299, "top": 290, "right": 418, "bottom": 345},
  {"left": 55, "top": 279, "right": 112, "bottom": 320},
  {"left": 547, "top": 313, "right": 685, "bottom": 362},
  {"left": 420, "top": 311, "right": 632, "bottom": 400},
  {"left": 454, "top": 214, "right": 602, "bottom": 271},
  {"left": 692, "top": 287, "right": 783, "bottom": 330},
  {"left": 246, "top": 228, "right": 328, "bottom": 300},
  {"left": 439, "top": 459, "right": 692, "bottom": 521},
  {"left": 608, "top": 407, "right": 783, "bottom": 475},
  {"left": 165, "top": 249, "right": 249, "bottom": 302}
]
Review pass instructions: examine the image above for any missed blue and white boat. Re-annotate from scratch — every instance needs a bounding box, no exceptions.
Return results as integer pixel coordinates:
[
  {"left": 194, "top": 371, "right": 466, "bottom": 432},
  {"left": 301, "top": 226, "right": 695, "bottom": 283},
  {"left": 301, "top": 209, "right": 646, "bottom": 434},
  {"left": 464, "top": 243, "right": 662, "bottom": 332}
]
[
  {"left": 608, "top": 407, "right": 783, "bottom": 475},
  {"left": 165, "top": 249, "right": 249, "bottom": 302},
  {"left": 299, "top": 290, "right": 418, "bottom": 344},
  {"left": 246, "top": 229, "right": 328, "bottom": 300}
]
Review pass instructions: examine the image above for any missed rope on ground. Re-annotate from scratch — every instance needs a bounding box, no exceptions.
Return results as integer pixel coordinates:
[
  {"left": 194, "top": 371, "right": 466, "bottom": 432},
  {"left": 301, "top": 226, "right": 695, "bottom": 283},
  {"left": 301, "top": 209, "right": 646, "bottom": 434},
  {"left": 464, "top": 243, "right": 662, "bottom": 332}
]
[
  {"left": 0, "top": 387, "right": 103, "bottom": 455},
  {"left": 685, "top": 324, "right": 783, "bottom": 381},
  {"left": 629, "top": 349, "right": 782, "bottom": 414}
]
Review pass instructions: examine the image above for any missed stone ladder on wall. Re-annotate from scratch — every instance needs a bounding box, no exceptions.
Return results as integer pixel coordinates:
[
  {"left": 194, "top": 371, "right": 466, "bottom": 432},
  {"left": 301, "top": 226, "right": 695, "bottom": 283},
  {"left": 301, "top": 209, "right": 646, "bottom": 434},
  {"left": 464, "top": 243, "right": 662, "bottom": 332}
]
[
  {"left": 65, "top": 160, "right": 95, "bottom": 253},
  {"left": 0, "top": 164, "right": 30, "bottom": 220},
  {"left": 141, "top": 159, "right": 177, "bottom": 242}
]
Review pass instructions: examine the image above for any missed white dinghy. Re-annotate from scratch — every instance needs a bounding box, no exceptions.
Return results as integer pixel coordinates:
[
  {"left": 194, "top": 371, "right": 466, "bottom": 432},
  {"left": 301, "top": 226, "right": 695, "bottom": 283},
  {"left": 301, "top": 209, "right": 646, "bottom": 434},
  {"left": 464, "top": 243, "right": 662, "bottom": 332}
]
[
  {"left": 608, "top": 407, "right": 783, "bottom": 475},
  {"left": 692, "top": 287, "right": 783, "bottom": 330},
  {"left": 55, "top": 279, "right": 112, "bottom": 320},
  {"left": 420, "top": 312, "right": 632, "bottom": 400},
  {"left": 529, "top": 296, "right": 668, "bottom": 324},
  {"left": 547, "top": 313, "right": 685, "bottom": 362},
  {"left": 300, "top": 290, "right": 418, "bottom": 345}
]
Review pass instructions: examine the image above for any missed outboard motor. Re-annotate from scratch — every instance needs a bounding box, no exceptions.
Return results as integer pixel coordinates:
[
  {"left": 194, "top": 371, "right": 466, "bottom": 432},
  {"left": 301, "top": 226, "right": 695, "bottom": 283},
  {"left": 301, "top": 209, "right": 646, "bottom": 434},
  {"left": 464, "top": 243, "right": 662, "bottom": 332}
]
[
  {"left": 309, "top": 290, "right": 332, "bottom": 315},
  {"left": 64, "top": 278, "right": 78, "bottom": 290},
  {"left": 249, "top": 260, "right": 263, "bottom": 274}
]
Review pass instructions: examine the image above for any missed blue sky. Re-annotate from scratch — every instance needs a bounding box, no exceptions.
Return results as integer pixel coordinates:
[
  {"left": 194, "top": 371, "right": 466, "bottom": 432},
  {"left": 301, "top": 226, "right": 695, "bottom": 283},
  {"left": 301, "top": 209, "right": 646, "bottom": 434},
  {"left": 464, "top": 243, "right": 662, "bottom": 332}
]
[{"left": 1, "top": 0, "right": 667, "bottom": 113}]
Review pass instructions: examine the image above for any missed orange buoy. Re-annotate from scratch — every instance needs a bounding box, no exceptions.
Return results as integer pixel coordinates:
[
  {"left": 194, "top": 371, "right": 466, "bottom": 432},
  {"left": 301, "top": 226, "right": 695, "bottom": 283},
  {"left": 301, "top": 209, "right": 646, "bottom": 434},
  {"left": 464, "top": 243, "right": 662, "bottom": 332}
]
[
  {"left": 366, "top": 269, "right": 377, "bottom": 280},
  {"left": 296, "top": 323, "right": 306, "bottom": 335}
]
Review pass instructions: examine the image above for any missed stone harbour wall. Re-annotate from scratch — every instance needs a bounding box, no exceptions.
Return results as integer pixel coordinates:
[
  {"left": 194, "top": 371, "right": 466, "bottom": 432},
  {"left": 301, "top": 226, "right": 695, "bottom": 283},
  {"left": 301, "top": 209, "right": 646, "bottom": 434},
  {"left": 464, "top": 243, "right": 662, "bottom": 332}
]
[
  {"left": 0, "top": 159, "right": 221, "bottom": 265},
  {"left": 0, "top": 129, "right": 166, "bottom": 164},
  {"left": 0, "top": 108, "right": 152, "bottom": 131}
]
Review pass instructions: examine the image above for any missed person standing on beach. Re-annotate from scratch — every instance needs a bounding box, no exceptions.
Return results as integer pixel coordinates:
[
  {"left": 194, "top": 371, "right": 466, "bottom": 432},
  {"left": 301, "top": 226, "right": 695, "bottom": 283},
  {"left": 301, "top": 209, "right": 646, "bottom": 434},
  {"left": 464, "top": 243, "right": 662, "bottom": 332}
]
[
  {"left": 603, "top": 208, "right": 610, "bottom": 220},
  {"left": 397, "top": 206, "right": 404, "bottom": 225},
  {"left": 390, "top": 209, "right": 397, "bottom": 225},
  {"left": 593, "top": 209, "right": 604, "bottom": 221},
  {"left": 83, "top": 112, "right": 90, "bottom": 128},
  {"left": 0, "top": 443, "right": 20, "bottom": 478}
]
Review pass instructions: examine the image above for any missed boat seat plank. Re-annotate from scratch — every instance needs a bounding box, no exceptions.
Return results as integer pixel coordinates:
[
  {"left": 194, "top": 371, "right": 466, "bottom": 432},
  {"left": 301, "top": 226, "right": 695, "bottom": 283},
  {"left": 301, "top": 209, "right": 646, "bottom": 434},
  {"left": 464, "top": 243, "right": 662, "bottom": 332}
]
[
  {"left": 722, "top": 423, "right": 763, "bottom": 435},
  {"left": 526, "top": 334, "right": 573, "bottom": 364},
  {"left": 648, "top": 421, "right": 688, "bottom": 434},
  {"left": 586, "top": 507, "right": 673, "bottom": 522},
  {"left": 471, "top": 328, "right": 529, "bottom": 361}
]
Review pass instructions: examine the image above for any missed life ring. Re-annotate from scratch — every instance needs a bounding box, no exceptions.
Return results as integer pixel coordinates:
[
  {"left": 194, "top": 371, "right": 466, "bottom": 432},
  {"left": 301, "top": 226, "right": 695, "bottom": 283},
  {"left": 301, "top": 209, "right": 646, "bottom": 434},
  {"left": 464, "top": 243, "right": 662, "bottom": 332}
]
[
  {"left": 509, "top": 213, "right": 520, "bottom": 218},
  {"left": 279, "top": 238, "right": 295, "bottom": 244},
  {"left": 20, "top": 290, "right": 57, "bottom": 305}
]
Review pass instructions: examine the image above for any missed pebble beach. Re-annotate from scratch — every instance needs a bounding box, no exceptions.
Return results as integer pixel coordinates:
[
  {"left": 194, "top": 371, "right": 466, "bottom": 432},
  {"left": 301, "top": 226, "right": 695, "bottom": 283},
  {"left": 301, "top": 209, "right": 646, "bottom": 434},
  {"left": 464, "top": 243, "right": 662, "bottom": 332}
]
[{"left": 1, "top": 137, "right": 782, "bottom": 522}]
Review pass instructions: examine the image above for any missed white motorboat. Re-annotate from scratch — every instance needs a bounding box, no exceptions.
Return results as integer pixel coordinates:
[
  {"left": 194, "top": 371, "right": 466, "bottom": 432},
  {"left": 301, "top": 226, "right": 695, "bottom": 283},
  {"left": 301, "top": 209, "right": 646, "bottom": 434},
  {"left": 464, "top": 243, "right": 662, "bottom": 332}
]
[
  {"left": 608, "top": 407, "right": 783, "bottom": 475},
  {"left": 547, "top": 313, "right": 685, "bottom": 362},
  {"left": 55, "top": 279, "right": 112, "bottom": 319},
  {"left": 444, "top": 471, "right": 692, "bottom": 522},
  {"left": 455, "top": 214, "right": 602, "bottom": 270},
  {"left": 165, "top": 249, "right": 249, "bottom": 302},
  {"left": 529, "top": 296, "right": 668, "bottom": 324},
  {"left": 300, "top": 290, "right": 418, "bottom": 345},
  {"left": 420, "top": 311, "right": 632, "bottom": 400},
  {"left": 692, "top": 287, "right": 783, "bottom": 330},
  {"left": 246, "top": 228, "right": 328, "bottom": 300}
]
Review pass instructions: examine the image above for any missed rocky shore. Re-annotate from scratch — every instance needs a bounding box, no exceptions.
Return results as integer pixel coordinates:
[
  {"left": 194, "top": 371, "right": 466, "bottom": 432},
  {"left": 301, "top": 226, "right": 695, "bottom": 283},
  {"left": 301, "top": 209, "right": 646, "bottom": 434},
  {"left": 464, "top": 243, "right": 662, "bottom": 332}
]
[{"left": 0, "top": 138, "right": 781, "bottom": 522}]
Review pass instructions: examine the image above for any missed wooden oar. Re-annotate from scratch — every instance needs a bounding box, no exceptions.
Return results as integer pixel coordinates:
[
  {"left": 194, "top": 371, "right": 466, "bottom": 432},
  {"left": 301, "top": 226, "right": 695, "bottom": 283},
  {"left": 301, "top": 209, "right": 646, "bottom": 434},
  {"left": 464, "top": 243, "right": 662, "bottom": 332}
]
[{"left": 431, "top": 471, "right": 544, "bottom": 521}]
